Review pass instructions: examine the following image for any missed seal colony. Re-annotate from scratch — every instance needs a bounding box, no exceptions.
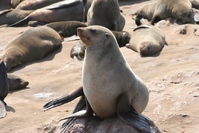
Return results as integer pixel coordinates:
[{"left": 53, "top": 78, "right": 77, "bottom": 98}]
[
  {"left": 44, "top": 26, "right": 155, "bottom": 133},
  {"left": 2, "top": 0, "right": 198, "bottom": 132}
]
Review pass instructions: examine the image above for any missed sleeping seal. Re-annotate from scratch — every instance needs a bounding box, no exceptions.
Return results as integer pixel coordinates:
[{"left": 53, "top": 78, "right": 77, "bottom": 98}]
[
  {"left": 127, "top": 25, "right": 167, "bottom": 56},
  {"left": 0, "top": 26, "right": 63, "bottom": 71}
]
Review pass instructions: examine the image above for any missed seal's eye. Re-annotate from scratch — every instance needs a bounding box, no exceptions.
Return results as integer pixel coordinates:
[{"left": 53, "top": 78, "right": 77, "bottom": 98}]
[{"left": 90, "top": 29, "right": 96, "bottom": 33}]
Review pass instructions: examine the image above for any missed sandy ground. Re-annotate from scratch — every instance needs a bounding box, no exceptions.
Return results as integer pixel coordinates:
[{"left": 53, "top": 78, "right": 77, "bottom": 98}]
[{"left": 0, "top": 0, "right": 199, "bottom": 133}]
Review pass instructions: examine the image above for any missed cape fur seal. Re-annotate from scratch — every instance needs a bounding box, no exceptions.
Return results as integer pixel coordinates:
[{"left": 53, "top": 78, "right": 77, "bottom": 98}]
[
  {"left": 132, "top": 0, "right": 194, "bottom": 25},
  {"left": 70, "top": 30, "right": 131, "bottom": 61},
  {"left": 46, "top": 21, "right": 87, "bottom": 37},
  {"left": 87, "top": 0, "right": 125, "bottom": 31},
  {"left": 0, "top": 61, "right": 9, "bottom": 119},
  {"left": 70, "top": 41, "right": 86, "bottom": 61},
  {"left": 126, "top": 25, "right": 167, "bottom": 56},
  {"left": 46, "top": 25, "right": 154, "bottom": 132},
  {"left": 0, "top": 26, "right": 63, "bottom": 71}
]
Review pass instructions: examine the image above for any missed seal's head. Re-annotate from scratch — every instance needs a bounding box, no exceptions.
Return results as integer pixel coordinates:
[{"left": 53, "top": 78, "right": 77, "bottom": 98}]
[
  {"left": 172, "top": 1, "right": 195, "bottom": 24},
  {"left": 8, "top": 74, "right": 29, "bottom": 91},
  {"left": 77, "top": 25, "right": 117, "bottom": 48},
  {"left": 121, "top": 31, "right": 131, "bottom": 46},
  {"left": 177, "top": 9, "right": 194, "bottom": 24}
]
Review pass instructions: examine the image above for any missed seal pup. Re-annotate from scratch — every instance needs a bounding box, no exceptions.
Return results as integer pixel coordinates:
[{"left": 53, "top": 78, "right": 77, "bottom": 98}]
[
  {"left": 7, "top": 74, "right": 29, "bottom": 92},
  {"left": 132, "top": 0, "right": 194, "bottom": 25},
  {"left": 87, "top": 0, "right": 125, "bottom": 31},
  {"left": 46, "top": 21, "right": 87, "bottom": 37},
  {"left": 61, "top": 26, "right": 153, "bottom": 132},
  {"left": 70, "top": 30, "right": 131, "bottom": 61},
  {"left": 112, "top": 30, "right": 131, "bottom": 47},
  {"left": 0, "top": 61, "right": 9, "bottom": 119},
  {"left": 126, "top": 25, "right": 167, "bottom": 56},
  {"left": 70, "top": 41, "right": 86, "bottom": 61},
  {"left": 0, "top": 26, "right": 63, "bottom": 71}
]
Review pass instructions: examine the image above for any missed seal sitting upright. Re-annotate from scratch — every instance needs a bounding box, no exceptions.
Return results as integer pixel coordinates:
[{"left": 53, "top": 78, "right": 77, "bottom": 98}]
[
  {"left": 62, "top": 26, "right": 155, "bottom": 133},
  {"left": 87, "top": 0, "right": 125, "bottom": 31}
]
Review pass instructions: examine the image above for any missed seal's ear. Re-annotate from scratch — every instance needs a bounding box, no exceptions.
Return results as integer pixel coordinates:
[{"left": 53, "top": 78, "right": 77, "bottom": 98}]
[{"left": 105, "top": 33, "right": 110, "bottom": 38}]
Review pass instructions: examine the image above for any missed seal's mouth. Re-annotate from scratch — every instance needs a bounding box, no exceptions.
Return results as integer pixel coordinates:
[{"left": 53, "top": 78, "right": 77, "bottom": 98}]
[{"left": 77, "top": 28, "right": 91, "bottom": 46}]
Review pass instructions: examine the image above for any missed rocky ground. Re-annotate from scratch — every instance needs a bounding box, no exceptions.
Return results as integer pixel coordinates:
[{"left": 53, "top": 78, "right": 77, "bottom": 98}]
[{"left": 0, "top": 0, "right": 199, "bottom": 133}]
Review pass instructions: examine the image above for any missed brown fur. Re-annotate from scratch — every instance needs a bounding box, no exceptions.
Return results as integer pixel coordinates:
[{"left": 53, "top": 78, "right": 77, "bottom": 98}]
[{"left": 0, "top": 26, "right": 63, "bottom": 71}]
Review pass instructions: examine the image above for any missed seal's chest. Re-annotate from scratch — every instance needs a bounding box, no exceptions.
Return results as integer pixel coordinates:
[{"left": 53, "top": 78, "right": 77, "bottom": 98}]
[{"left": 84, "top": 84, "right": 118, "bottom": 119}]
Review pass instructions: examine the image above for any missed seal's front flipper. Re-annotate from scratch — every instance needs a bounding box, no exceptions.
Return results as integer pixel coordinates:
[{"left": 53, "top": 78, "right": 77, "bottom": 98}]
[
  {"left": 43, "top": 86, "right": 83, "bottom": 111},
  {"left": 0, "top": 100, "right": 6, "bottom": 119}
]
